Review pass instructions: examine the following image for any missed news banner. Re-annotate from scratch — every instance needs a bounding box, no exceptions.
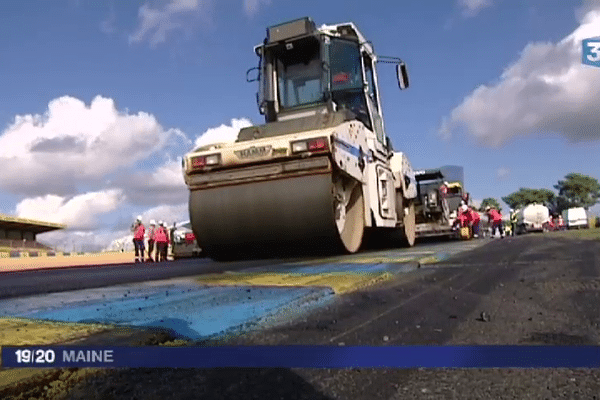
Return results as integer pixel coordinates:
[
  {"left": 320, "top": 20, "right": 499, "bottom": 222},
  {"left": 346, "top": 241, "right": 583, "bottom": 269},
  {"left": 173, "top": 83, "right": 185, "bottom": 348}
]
[{"left": 3, "top": 346, "right": 600, "bottom": 368}]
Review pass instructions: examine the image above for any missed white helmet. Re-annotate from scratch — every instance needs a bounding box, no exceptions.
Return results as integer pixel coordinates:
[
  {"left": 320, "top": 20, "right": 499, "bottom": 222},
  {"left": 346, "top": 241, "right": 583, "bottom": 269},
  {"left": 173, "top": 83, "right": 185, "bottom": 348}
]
[
  {"left": 150, "top": 219, "right": 156, "bottom": 225},
  {"left": 136, "top": 215, "right": 142, "bottom": 222},
  {"left": 461, "top": 204, "right": 468, "bottom": 212},
  {"left": 159, "top": 220, "right": 164, "bottom": 226}
]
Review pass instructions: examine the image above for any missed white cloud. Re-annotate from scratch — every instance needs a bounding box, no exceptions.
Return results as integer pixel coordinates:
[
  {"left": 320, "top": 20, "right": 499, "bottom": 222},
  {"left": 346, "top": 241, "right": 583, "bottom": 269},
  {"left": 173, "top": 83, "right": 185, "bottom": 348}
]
[
  {"left": 459, "top": 0, "right": 492, "bottom": 17},
  {"left": 129, "top": 0, "right": 211, "bottom": 47},
  {"left": 100, "top": 7, "right": 117, "bottom": 35},
  {"left": 38, "top": 229, "right": 131, "bottom": 253},
  {"left": 193, "top": 117, "right": 252, "bottom": 148},
  {"left": 496, "top": 167, "right": 510, "bottom": 181},
  {"left": 138, "top": 203, "right": 189, "bottom": 227},
  {"left": 0, "top": 95, "right": 183, "bottom": 196},
  {"left": 118, "top": 158, "right": 188, "bottom": 205},
  {"left": 36, "top": 203, "right": 188, "bottom": 252},
  {"left": 243, "top": 0, "right": 271, "bottom": 17},
  {"left": 15, "top": 190, "right": 125, "bottom": 231},
  {"left": 439, "top": 6, "right": 600, "bottom": 147}
]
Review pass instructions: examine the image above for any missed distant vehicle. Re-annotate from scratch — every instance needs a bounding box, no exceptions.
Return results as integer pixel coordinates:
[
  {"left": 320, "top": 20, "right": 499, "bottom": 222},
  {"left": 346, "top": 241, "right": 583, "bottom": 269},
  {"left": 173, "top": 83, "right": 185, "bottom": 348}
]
[
  {"left": 170, "top": 221, "right": 202, "bottom": 259},
  {"left": 562, "top": 207, "right": 588, "bottom": 229},
  {"left": 412, "top": 168, "right": 466, "bottom": 239},
  {"left": 515, "top": 204, "right": 550, "bottom": 234}
]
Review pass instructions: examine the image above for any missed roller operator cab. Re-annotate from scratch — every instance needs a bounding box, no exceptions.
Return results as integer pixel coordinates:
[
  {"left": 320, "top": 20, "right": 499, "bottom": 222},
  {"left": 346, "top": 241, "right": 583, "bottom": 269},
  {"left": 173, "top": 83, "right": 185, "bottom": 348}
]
[{"left": 183, "top": 17, "right": 417, "bottom": 260}]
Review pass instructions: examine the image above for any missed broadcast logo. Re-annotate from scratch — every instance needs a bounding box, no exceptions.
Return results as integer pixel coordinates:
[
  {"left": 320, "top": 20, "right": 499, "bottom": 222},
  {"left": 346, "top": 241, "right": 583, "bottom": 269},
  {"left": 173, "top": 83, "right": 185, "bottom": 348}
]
[{"left": 582, "top": 37, "right": 600, "bottom": 67}]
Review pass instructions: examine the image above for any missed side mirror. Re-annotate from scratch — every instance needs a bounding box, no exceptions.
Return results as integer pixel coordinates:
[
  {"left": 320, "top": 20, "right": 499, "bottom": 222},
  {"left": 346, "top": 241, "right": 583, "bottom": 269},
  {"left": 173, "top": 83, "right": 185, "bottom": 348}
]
[
  {"left": 385, "top": 136, "right": 394, "bottom": 155},
  {"left": 396, "top": 62, "right": 409, "bottom": 90},
  {"left": 246, "top": 67, "right": 260, "bottom": 82}
]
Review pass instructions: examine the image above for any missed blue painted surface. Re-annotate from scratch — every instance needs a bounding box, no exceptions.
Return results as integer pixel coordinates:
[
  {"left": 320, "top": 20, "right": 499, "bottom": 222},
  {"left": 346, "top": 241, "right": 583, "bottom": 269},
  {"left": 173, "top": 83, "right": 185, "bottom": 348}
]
[
  {"left": 278, "top": 261, "right": 420, "bottom": 275},
  {"left": 278, "top": 263, "right": 392, "bottom": 275},
  {"left": 0, "top": 284, "right": 334, "bottom": 341}
]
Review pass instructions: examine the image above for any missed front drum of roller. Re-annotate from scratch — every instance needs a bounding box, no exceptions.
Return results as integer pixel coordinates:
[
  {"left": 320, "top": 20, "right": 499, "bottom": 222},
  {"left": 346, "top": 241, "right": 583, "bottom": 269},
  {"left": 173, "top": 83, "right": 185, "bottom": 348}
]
[{"left": 189, "top": 173, "right": 364, "bottom": 258}]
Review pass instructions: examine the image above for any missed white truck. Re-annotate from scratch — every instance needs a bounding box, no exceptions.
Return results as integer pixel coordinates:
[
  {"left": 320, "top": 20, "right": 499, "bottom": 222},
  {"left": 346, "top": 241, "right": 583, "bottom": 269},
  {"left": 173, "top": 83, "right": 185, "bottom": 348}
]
[
  {"left": 515, "top": 203, "right": 550, "bottom": 234},
  {"left": 170, "top": 221, "right": 202, "bottom": 259},
  {"left": 562, "top": 207, "right": 588, "bottom": 229},
  {"left": 182, "top": 17, "right": 418, "bottom": 260}
]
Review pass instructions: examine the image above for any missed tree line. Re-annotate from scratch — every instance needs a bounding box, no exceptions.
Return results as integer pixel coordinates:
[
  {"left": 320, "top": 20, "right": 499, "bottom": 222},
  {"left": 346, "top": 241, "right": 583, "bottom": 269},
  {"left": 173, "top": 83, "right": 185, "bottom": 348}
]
[{"left": 477, "top": 173, "right": 600, "bottom": 214}]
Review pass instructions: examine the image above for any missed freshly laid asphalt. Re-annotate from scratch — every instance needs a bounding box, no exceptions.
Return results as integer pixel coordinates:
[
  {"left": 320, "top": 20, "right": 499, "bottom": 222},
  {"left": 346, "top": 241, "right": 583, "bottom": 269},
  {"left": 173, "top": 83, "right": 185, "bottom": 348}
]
[
  {"left": 3, "top": 234, "right": 600, "bottom": 399},
  {"left": 0, "top": 257, "right": 292, "bottom": 300}
]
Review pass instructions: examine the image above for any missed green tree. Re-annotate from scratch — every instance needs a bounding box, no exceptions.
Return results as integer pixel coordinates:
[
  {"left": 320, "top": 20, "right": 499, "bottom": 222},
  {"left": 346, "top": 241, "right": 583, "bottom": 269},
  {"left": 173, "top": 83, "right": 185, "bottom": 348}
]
[
  {"left": 554, "top": 173, "right": 600, "bottom": 212},
  {"left": 480, "top": 198, "right": 501, "bottom": 212},
  {"left": 502, "top": 188, "right": 556, "bottom": 210}
]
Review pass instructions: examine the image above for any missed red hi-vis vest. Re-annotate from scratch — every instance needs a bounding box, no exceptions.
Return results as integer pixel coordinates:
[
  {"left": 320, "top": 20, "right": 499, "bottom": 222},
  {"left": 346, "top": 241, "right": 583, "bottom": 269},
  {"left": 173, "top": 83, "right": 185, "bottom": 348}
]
[
  {"left": 133, "top": 224, "right": 145, "bottom": 240},
  {"left": 488, "top": 209, "right": 502, "bottom": 223},
  {"left": 469, "top": 209, "right": 480, "bottom": 223},
  {"left": 457, "top": 209, "right": 472, "bottom": 227},
  {"left": 154, "top": 227, "right": 168, "bottom": 243}
]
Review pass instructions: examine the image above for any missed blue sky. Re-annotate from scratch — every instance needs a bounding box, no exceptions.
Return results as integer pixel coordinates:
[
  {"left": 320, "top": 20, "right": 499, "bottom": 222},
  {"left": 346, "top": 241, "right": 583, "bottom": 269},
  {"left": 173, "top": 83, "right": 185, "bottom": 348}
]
[{"left": 0, "top": 0, "right": 599, "bottom": 250}]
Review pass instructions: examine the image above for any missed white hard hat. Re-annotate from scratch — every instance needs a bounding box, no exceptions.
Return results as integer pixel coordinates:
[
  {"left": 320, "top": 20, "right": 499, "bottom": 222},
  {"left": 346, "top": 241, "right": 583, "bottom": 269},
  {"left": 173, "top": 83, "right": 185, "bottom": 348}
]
[
  {"left": 461, "top": 204, "right": 468, "bottom": 212},
  {"left": 136, "top": 215, "right": 142, "bottom": 222},
  {"left": 159, "top": 220, "right": 164, "bottom": 226},
  {"left": 150, "top": 219, "right": 156, "bottom": 225}
]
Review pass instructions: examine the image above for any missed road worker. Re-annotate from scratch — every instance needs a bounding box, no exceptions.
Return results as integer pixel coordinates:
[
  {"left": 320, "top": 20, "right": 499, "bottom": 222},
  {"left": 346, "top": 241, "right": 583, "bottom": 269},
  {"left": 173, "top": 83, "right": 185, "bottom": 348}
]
[
  {"left": 452, "top": 204, "right": 472, "bottom": 238},
  {"left": 486, "top": 206, "right": 504, "bottom": 238},
  {"left": 131, "top": 216, "right": 145, "bottom": 263},
  {"left": 509, "top": 209, "right": 518, "bottom": 237},
  {"left": 469, "top": 206, "right": 481, "bottom": 238},
  {"left": 154, "top": 221, "right": 169, "bottom": 262},
  {"left": 439, "top": 181, "right": 449, "bottom": 197},
  {"left": 147, "top": 220, "right": 156, "bottom": 262},
  {"left": 558, "top": 215, "right": 565, "bottom": 230},
  {"left": 439, "top": 181, "right": 450, "bottom": 223}
]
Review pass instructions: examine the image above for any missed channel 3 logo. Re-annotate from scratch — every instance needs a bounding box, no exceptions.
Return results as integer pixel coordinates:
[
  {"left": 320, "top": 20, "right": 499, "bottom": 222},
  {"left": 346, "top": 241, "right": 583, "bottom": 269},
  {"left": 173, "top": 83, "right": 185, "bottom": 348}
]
[{"left": 582, "top": 37, "right": 600, "bottom": 68}]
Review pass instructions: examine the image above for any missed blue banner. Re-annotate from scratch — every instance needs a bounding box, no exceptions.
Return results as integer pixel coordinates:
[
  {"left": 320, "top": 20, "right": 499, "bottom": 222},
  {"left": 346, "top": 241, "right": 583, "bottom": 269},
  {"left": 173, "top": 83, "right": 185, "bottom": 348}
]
[
  {"left": 3, "top": 346, "right": 600, "bottom": 368},
  {"left": 582, "top": 37, "right": 600, "bottom": 67}
]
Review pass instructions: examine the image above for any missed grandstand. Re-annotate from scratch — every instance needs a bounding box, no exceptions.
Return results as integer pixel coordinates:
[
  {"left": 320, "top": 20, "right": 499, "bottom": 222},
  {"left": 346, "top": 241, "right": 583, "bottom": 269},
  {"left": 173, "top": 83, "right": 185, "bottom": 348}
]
[{"left": 0, "top": 213, "right": 65, "bottom": 252}]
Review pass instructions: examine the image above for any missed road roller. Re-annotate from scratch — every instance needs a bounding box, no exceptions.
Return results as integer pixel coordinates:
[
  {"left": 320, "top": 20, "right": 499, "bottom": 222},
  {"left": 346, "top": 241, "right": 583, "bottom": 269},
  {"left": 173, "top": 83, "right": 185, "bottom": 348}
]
[{"left": 182, "top": 17, "right": 418, "bottom": 259}]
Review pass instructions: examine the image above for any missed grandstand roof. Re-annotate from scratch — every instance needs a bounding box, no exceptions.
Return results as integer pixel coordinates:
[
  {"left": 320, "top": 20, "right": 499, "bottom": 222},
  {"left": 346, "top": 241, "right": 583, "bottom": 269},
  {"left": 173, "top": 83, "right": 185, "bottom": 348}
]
[{"left": 0, "top": 213, "right": 66, "bottom": 234}]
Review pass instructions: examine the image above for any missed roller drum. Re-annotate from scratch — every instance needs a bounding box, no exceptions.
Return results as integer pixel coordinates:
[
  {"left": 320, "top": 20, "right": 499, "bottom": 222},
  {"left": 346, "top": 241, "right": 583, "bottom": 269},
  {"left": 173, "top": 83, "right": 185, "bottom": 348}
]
[{"left": 189, "top": 173, "right": 352, "bottom": 257}]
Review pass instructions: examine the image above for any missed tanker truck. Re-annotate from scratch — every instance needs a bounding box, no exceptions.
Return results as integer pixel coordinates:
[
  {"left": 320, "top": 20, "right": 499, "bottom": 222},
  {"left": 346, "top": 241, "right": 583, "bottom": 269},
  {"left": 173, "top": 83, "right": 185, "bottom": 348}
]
[
  {"left": 515, "top": 203, "right": 550, "bottom": 234},
  {"left": 182, "top": 17, "right": 417, "bottom": 259}
]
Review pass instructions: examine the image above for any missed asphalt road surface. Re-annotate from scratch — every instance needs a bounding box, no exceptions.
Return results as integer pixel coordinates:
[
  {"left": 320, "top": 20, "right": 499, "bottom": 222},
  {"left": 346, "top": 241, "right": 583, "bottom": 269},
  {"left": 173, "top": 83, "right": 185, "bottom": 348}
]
[
  {"left": 0, "top": 257, "right": 291, "bottom": 300},
  {"left": 4, "top": 234, "right": 600, "bottom": 399},
  {"left": 0, "top": 239, "right": 470, "bottom": 300}
]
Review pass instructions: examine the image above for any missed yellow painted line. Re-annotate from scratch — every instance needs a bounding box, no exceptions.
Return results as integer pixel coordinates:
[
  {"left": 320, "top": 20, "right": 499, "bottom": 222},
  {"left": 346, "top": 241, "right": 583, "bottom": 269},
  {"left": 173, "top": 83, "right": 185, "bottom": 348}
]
[
  {"left": 343, "top": 256, "right": 415, "bottom": 264},
  {"left": 0, "top": 317, "right": 110, "bottom": 347},
  {"left": 284, "top": 253, "right": 430, "bottom": 266},
  {"left": 418, "top": 256, "right": 441, "bottom": 265},
  {"left": 196, "top": 272, "right": 395, "bottom": 294}
]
